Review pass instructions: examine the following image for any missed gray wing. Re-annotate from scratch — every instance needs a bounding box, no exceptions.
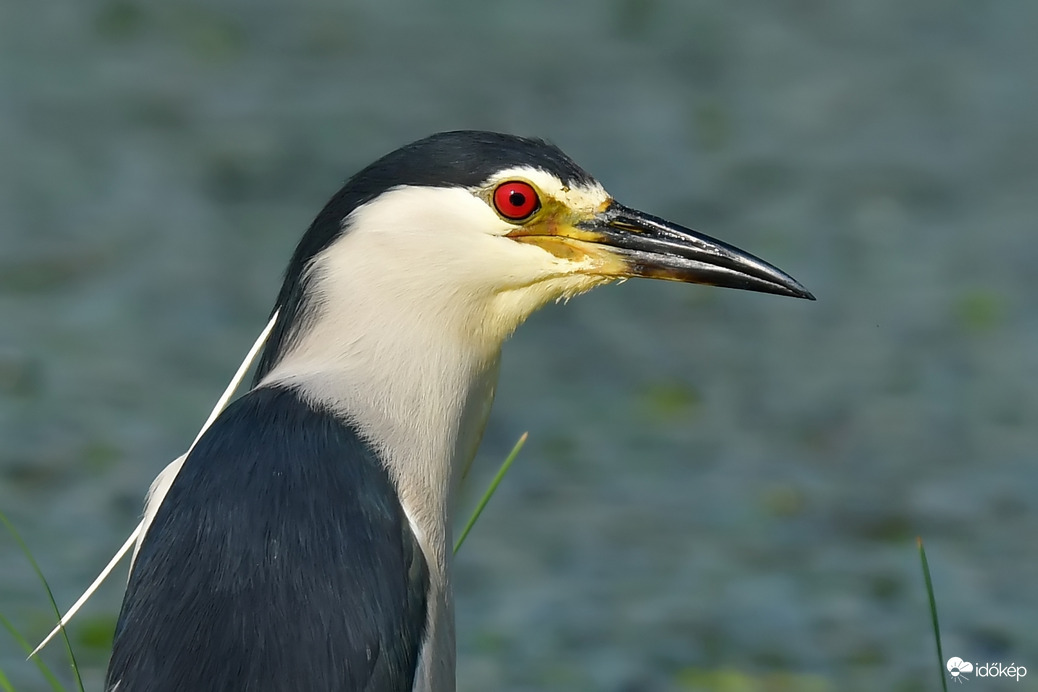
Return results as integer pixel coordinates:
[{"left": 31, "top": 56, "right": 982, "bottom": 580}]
[{"left": 106, "top": 385, "right": 429, "bottom": 692}]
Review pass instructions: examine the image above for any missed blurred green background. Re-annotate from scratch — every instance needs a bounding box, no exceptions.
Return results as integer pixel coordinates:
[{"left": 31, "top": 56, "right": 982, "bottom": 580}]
[{"left": 1, "top": 1, "right": 1036, "bottom": 690}]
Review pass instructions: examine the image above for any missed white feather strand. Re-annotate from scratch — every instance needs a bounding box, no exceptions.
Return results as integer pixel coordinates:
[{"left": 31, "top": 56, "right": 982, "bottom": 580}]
[{"left": 29, "top": 311, "right": 280, "bottom": 658}]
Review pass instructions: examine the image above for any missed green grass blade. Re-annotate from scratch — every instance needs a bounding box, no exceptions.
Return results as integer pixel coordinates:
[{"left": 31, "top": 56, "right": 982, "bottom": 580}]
[
  {"left": 917, "top": 537, "right": 947, "bottom": 692},
  {"left": 0, "top": 666, "right": 16, "bottom": 692},
  {"left": 454, "top": 432, "right": 528, "bottom": 555},
  {"left": 0, "top": 510, "right": 83, "bottom": 692},
  {"left": 0, "top": 613, "right": 64, "bottom": 692}
]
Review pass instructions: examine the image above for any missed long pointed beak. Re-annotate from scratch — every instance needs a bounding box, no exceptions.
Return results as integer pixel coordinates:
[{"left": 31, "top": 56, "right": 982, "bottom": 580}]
[{"left": 579, "top": 202, "right": 814, "bottom": 300}]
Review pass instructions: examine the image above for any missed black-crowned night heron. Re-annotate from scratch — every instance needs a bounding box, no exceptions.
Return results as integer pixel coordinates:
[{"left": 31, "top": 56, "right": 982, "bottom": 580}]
[{"left": 102, "top": 131, "right": 812, "bottom": 691}]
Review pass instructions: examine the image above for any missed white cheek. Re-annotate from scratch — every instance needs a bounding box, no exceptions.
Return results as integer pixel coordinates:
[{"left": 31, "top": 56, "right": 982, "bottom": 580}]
[
  {"left": 344, "top": 185, "right": 571, "bottom": 292},
  {"left": 312, "top": 184, "right": 609, "bottom": 347}
]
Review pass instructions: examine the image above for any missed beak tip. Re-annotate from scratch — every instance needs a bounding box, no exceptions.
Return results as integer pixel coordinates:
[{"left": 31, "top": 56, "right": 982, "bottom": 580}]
[
  {"left": 760, "top": 271, "right": 814, "bottom": 301},
  {"left": 767, "top": 268, "right": 813, "bottom": 301},
  {"left": 793, "top": 286, "right": 816, "bottom": 301}
]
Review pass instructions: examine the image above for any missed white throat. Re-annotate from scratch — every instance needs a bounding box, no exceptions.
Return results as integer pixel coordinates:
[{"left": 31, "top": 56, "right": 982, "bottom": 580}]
[{"left": 262, "top": 289, "right": 501, "bottom": 550}]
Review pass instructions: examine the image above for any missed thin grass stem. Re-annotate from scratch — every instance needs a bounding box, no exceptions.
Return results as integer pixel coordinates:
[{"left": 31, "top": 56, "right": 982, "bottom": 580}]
[
  {"left": 454, "top": 432, "right": 528, "bottom": 555},
  {"left": 1, "top": 613, "right": 64, "bottom": 692},
  {"left": 0, "top": 666, "right": 16, "bottom": 692},
  {"left": 0, "top": 511, "right": 83, "bottom": 692},
  {"left": 917, "top": 537, "right": 947, "bottom": 692}
]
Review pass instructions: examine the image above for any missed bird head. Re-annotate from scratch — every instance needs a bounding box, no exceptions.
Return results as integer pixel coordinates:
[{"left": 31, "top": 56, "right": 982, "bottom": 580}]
[{"left": 256, "top": 131, "right": 812, "bottom": 379}]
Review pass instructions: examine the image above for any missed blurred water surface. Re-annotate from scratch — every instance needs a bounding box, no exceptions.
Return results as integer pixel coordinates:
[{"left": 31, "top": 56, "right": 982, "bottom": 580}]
[{"left": 1, "top": 1, "right": 1036, "bottom": 690}]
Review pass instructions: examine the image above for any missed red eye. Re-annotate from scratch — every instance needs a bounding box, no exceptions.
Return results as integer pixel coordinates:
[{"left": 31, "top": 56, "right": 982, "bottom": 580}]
[{"left": 493, "top": 181, "right": 540, "bottom": 221}]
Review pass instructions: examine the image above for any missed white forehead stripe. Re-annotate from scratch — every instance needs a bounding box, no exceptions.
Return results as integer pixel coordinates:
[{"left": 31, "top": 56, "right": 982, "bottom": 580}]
[{"left": 483, "top": 166, "right": 609, "bottom": 215}]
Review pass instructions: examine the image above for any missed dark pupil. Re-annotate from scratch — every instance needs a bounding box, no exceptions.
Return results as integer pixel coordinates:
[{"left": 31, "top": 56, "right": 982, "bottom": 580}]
[{"left": 508, "top": 190, "right": 527, "bottom": 208}]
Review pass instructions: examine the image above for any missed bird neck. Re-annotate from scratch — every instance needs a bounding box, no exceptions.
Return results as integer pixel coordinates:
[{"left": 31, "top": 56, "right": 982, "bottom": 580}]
[{"left": 261, "top": 311, "right": 501, "bottom": 559}]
